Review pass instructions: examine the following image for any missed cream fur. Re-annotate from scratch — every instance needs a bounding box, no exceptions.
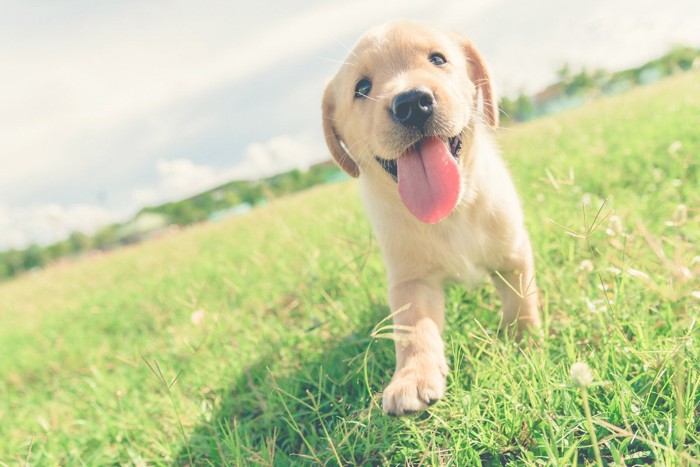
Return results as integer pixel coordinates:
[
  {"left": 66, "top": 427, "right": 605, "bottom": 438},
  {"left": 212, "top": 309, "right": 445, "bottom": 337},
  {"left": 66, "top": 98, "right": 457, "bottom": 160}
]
[{"left": 322, "top": 20, "right": 540, "bottom": 415}]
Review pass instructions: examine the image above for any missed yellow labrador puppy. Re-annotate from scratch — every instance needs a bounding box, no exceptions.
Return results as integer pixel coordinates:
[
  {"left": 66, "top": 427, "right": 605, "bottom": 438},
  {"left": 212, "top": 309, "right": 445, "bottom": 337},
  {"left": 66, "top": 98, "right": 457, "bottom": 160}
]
[{"left": 322, "top": 20, "right": 540, "bottom": 415}]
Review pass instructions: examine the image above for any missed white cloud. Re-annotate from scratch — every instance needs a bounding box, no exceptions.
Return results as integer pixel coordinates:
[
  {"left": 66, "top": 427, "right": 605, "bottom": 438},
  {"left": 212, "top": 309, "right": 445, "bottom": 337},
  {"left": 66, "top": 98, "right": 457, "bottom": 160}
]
[
  {"left": 0, "top": 203, "right": 117, "bottom": 250},
  {"left": 0, "top": 0, "right": 424, "bottom": 189},
  {"left": 235, "top": 133, "right": 327, "bottom": 180},
  {"left": 131, "top": 132, "right": 327, "bottom": 206},
  {"left": 2, "top": 0, "right": 699, "bottom": 183},
  {"left": 131, "top": 159, "right": 230, "bottom": 206},
  {"left": 1, "top": 131, "right": 327, "bottom": 250}
]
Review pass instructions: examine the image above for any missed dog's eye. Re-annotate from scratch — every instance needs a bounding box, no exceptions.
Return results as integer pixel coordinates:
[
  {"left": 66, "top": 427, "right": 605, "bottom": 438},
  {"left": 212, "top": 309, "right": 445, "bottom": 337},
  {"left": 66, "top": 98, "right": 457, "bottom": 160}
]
[
  {"left": 429, "top": 53, "right": 447, "bottom": 66},
  {"left": 354, "top": 78, "right": 372, "bottom": 99}
]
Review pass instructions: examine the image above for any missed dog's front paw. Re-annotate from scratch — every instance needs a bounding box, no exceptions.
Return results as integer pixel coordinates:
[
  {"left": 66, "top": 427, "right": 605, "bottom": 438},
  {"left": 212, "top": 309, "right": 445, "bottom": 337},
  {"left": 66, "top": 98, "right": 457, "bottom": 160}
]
[{"left": 382, "top": 357, "right": 448, "bottom": 415}]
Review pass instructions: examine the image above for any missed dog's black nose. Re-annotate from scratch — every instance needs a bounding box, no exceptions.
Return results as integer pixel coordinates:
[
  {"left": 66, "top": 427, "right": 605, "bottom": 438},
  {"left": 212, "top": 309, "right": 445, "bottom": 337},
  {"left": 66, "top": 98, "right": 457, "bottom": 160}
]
[{"left": 391, "top": 89, "right": 435, "bottom": 128}]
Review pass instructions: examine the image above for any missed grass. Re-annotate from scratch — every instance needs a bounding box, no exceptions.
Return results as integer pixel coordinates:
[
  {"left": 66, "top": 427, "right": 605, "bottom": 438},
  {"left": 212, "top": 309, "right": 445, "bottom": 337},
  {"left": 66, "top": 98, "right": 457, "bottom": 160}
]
[{"left": 1, "top": 71, "right": 699, "bottom": 465}]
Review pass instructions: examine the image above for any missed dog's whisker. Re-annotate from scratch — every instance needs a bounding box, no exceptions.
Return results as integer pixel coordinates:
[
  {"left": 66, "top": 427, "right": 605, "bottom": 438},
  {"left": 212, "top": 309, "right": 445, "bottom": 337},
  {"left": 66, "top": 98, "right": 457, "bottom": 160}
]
[
  {"left": 359, "top": 93, "right": 381, "bottom": 103},
  {"left": 319, "top": 57, "right": 358, "bottom": 67},
  {"left": 335, "top": 38, "right": 358, "bottom": 57}
]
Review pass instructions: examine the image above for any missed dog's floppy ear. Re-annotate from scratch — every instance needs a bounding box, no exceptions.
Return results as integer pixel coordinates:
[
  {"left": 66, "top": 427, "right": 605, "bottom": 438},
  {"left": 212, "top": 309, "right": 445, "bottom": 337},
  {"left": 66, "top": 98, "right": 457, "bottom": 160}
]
[
  {"left": 322, "top": 81, "right": 360, "bottom": 178},
  {"left": 458, "top": 37, "right": 499, "bottom": 128}
]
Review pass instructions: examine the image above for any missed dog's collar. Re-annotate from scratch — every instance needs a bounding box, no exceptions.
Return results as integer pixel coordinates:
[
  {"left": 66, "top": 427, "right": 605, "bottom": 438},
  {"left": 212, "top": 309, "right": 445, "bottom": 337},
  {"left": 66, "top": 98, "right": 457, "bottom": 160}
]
[{"left": 374, "top": 156, "right": 398, "bottom": 182}]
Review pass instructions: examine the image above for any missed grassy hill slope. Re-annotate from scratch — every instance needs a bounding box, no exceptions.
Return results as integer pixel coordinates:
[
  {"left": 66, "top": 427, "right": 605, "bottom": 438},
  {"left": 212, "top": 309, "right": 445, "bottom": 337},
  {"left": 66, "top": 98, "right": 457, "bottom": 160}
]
[{"left": 1, "top": 72, "right": 699, "bottom": 465}]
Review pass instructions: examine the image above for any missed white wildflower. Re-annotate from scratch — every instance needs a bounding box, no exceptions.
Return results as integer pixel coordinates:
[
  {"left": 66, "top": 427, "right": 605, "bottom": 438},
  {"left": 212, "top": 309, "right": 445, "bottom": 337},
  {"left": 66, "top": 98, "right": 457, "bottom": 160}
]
[
  {"left": 578, "top": 259, "right": 594, "bottom": 273},
  {"left": 570, "top": 361, "right": 594, "bottom": 388},
  {"left": 581, "top": 193, "right": 593, "bottom": 207},
  {"left": 606, "top": 215, "right": 624, "bottom": 236},
  {"left": 191, "top": 309, "right": 206, "bottom": 325},
  {"left": 672, "top": 204, "right": 688, "bottom": 226},
  {"left": 668, "top": 141, "right": 682, "bottom": 154}
]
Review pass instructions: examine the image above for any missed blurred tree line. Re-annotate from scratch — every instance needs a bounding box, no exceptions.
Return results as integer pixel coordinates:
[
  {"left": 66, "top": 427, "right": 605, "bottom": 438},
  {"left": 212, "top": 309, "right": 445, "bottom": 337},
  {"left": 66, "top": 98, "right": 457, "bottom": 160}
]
[
  {"left": 499, "top": 45, "right": 699, "bottom": 124},
  {"left": 0, "top": 162, "right": 342, "bottom": 281},
  {"left": 138, "top": 163, "right": 339, "bottom": 224}
]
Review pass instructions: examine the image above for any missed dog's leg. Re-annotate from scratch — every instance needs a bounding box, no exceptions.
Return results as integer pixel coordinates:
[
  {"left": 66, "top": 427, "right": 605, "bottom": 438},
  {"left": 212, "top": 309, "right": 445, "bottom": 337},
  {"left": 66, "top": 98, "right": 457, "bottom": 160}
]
[
  {"left": 492, "top": 234, "right": 541, "bottom": 334},
  {"left": 382, "top": 279, "right": 448, "bottom": 415}
]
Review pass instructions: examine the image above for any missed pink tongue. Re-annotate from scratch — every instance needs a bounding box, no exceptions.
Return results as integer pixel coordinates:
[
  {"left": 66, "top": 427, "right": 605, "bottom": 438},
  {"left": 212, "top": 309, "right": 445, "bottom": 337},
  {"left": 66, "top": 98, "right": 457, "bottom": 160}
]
[{"left": 397, "top": 136, "right": 460, "bottom": 223}]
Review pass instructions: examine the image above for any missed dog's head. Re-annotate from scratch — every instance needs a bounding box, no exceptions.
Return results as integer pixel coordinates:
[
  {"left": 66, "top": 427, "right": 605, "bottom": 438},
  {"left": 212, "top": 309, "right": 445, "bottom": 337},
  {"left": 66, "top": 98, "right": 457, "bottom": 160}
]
[{"left": 322, "top": 20, "right": 498, "bottom": 223}]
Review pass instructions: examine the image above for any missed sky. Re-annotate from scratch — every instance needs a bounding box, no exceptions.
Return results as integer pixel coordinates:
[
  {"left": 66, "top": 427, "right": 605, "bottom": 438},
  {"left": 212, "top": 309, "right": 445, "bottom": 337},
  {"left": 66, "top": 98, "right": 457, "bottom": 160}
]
[{"left": 1, "top": 0, "right": 699, "bottom": 250}]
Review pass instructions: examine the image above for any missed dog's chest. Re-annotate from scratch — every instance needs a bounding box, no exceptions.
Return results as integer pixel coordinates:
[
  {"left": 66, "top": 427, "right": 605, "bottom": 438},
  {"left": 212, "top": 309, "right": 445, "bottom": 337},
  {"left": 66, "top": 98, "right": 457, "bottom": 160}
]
[
  {"left": 419, "top": 216, "right": 500, "bottom": 284},
  {"left": 360, "top": 170, "right": 517, "bottom": 285},
  {"left": 369, "top": 206, "right": 505, "bottom": 286}
]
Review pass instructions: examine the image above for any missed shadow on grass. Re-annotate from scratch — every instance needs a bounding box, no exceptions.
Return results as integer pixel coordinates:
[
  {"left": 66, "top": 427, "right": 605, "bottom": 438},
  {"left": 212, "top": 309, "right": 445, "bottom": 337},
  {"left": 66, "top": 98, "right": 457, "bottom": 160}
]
[
  {"left": 173, "top": 303, "right": 396, "bottom": 465},
  {"left": 169, "top": 283, "right": 516, "bottom": 465}
]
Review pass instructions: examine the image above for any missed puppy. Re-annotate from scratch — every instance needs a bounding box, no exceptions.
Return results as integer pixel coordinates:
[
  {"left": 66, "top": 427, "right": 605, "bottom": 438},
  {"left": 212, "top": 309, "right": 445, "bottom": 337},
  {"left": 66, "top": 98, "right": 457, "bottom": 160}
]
[{"left": 322, "top": 20, "right": 540, "bottom": 415}]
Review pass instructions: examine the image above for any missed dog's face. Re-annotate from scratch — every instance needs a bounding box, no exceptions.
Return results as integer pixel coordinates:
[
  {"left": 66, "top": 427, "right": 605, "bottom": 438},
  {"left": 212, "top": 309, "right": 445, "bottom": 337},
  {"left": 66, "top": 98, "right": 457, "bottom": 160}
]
[{"left": 322, "top": 21, "right": 498, "bottom": 223}]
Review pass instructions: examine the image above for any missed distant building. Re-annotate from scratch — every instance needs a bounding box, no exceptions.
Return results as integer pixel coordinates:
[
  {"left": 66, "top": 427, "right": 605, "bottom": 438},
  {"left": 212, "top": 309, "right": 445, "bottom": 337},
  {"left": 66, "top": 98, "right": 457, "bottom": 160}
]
[
  {"left": 532, "top": 83, "right": 588, "bottom": 117},
  {"left": 638, "top": 65, "right": 664, "bottom": 85},
  {"left": 117, "top": 212, "right": 170, "bottom": 244},
  {"left": 208, "top": 202, "right": 253, "bottom": 221}
]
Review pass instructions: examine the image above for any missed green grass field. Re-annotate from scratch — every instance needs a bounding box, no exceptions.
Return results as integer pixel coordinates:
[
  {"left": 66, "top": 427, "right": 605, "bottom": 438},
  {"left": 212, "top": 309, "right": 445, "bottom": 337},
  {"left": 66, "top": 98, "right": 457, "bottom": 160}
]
[{"left": 1, "top": 72, "right": 699, "bottom": 465}]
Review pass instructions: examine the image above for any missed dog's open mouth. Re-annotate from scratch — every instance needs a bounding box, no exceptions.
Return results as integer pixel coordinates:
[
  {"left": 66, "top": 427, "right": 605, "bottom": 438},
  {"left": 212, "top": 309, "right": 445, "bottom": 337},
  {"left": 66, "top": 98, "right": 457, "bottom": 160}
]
[
  {"left": 375, "top": 133, "right": 462, "bottom": 182},
  {"left": 374, "top": 133, "right": 463, "bottom": 224}
]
